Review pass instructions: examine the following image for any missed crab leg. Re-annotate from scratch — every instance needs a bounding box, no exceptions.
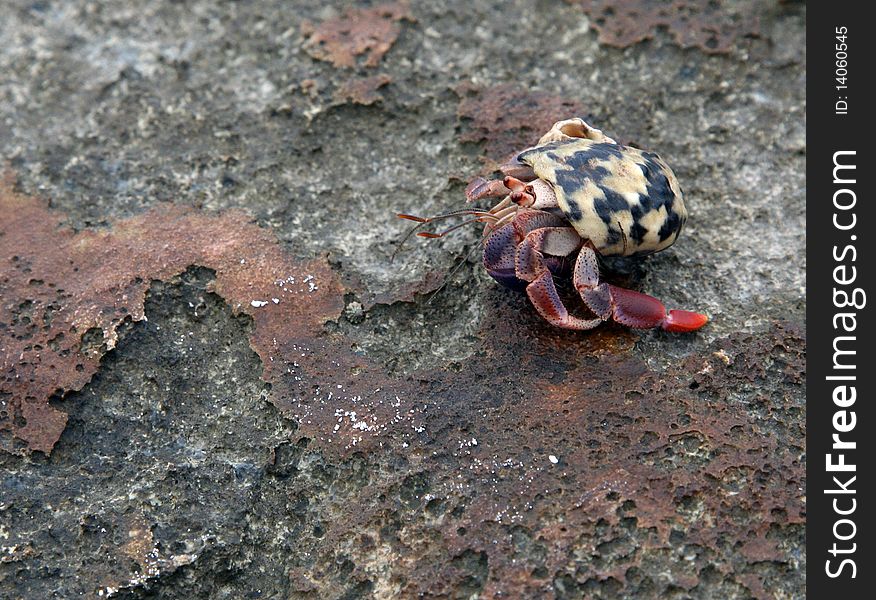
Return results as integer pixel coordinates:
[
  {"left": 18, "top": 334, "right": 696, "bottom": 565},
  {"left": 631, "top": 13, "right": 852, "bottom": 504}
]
[
  {"left": 483, "top": 210, "right": 568, "bottom": 291},
  {"left": 573, "top": 245, "right": 708, "bottom": 332},
  {"left": 482, "top": 204, "right": 519, "bottom": 234},
  {"left": 510, "top": 207, "right": 568, "bottom": 236},
  {"left": 513, "top": 224, "right": 602, "bottom": 330},
  {"left": 465, "top": 177, "right": 510, "bottom": 202}
]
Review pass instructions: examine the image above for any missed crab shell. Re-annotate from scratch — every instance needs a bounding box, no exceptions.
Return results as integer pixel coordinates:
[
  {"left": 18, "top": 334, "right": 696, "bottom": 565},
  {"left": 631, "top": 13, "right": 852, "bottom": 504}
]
[{"left": 516, "top": 136, "right": 687, "bottom": 257}]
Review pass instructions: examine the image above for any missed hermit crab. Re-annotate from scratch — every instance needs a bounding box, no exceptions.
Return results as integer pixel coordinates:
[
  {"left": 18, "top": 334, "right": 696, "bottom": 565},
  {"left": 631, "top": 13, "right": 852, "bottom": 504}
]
[{"left": 397, "top": 118, "right": 708, "bottom": 332}]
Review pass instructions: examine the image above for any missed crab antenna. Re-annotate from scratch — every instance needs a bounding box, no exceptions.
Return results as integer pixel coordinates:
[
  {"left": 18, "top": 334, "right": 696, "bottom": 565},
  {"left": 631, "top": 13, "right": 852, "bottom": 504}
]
[
  {"left": 397, "top": 208, "right": 496, "bottom": 223},
  {"left": 390, "top": 209, "right": 496, "bottom": 262},
  {"left": 417, "top": 217, "right": 487, "bottom": 239}
]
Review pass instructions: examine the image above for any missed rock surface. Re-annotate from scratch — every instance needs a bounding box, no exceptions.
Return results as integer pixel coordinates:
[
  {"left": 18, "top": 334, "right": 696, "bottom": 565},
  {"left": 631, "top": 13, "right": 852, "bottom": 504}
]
[{"left": 1, "top": 1, "right": 805, "bottom": 598}]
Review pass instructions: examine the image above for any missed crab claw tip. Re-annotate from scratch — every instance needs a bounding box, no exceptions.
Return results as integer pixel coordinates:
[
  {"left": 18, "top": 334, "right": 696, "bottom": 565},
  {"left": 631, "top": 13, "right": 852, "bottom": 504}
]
[
  {"left": 464, "top": 177, "right": 490, "bottom": 201},
  {"left": 662, "top": 310, "right": 709, "bottom": 333}
]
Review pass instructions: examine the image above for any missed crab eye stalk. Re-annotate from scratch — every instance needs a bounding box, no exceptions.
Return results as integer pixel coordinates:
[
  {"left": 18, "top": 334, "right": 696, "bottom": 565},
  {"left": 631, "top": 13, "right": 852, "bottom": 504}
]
[{"left": 510, "top": 190, "right": 535, "bottom": 207}]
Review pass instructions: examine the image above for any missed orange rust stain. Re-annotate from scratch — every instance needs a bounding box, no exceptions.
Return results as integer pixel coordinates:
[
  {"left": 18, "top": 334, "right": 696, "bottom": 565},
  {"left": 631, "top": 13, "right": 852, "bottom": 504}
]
[
  {"left": 570, "top": 0, "right": 762, "bottom": 54},
  {"left": 413, "top": 324, "right": 805, "bottom": 597},
  {"left": 334, "top": 74, "right": 393, "bottom": 106},
  {"left": 301, "top": 2, "right": 415, "bottom": 69},
  {"left": 0, "top": 175, "right": 343, "bottom": 454},
  {"left": 456, "top": 83, "right": 586, "bottom": 165}
]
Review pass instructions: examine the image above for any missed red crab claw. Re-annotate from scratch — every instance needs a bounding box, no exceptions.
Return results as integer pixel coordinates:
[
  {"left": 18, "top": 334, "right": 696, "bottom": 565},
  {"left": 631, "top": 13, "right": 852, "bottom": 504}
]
[
  {"left": 663, "top": 309, "right": 710, "bottom": 333},
  {"left": 605, "top": 285, "right": 709, "bottom": 333}
]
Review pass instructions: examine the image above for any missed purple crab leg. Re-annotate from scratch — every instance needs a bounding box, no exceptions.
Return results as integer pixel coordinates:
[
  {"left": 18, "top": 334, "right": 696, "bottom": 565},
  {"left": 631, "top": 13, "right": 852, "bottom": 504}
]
[{"left": 513, "top": 223, "right": 602, "bottom": 330}]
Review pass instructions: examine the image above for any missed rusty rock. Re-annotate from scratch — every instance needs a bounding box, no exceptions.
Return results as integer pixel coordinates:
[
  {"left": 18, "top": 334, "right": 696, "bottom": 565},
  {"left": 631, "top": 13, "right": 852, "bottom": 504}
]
[
  {"left": 0, "top": 176, "right": 805, "bottom": 597},
  {"left": 0, "top": 175, "right": 343, "bottom": 454},
  {"left": 570, "top": 0, "right": 763, "bottom": 54},
  {"left": 334, "top": 74, "right": 393, "bottom": 106},
  {"left": 456, "top": 83, "right": 586, "bottom": 164},
  {"left": 301, "top": 2, "right": 415, "bottom": 69}
]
